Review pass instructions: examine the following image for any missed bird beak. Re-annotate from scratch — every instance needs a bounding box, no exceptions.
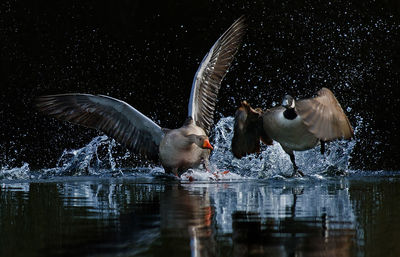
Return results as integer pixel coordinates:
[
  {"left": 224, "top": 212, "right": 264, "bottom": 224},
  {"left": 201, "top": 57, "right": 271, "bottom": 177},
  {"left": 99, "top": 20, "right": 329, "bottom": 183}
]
[{"left": 202, "top": 139, "right": 213, "bottom": 150}]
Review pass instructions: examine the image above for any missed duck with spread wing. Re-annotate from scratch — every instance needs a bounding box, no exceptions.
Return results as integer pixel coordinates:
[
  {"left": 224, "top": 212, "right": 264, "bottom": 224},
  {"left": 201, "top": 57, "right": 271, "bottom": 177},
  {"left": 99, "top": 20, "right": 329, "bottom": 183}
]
[
  {"left": 36, "top": 16, "right": 246, "bottom": 176},
  {"left": 232, "top": 88, "right": 354, "bottom": 177}
]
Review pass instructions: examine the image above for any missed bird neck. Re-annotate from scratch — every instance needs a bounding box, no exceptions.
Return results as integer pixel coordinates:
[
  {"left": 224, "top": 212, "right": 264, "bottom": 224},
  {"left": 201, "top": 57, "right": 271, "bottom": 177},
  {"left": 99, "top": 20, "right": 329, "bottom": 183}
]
[{"left": 283, "top": 108, "right": 297, "bottom": 120}]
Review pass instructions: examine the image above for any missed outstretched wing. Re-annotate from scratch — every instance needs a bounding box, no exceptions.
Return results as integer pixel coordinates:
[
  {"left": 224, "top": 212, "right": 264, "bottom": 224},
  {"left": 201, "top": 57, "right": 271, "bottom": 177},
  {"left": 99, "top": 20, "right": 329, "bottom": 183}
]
[
  {"left": 295, "top": 88, "right": 354, "bottom": 141},
  {"left": 188, "top": 15, "right": 246, "bottom": 135},
  {"left": 36, "top": 94, "right": 163, "bottom": 161}
]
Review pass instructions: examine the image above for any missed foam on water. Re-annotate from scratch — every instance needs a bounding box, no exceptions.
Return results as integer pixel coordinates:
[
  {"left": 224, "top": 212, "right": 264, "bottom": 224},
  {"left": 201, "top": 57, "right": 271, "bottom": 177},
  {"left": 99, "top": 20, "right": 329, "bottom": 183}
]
[{"left": 1, "top": 115, "right": 361, "bottom": 181}]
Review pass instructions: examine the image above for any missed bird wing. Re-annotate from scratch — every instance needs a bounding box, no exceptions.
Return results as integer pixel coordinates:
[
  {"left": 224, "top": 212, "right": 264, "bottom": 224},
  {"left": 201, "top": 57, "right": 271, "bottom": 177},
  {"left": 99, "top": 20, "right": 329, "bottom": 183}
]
[
  {"left": 188, "top": 15, "right": 246, "bottom": 135},
  {"left": 295, "top": 87, "right": 354, "bottom": 141},
  {"left": 36, "top": 94, "right": 163, "bottom": 161},
  {"left": 231, "top": 101, "right": 273, "bottom": 158}
]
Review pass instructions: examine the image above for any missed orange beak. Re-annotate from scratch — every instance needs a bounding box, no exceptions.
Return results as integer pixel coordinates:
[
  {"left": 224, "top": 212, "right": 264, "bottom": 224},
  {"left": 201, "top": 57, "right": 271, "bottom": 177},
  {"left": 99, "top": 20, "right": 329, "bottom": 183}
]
[{"left": 202, "top": 139, "right": 213, "bottom": 150}]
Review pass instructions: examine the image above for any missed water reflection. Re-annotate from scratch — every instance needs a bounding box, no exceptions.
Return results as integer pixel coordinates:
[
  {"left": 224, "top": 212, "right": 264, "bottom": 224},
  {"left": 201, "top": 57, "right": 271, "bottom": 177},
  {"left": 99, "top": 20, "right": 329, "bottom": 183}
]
[
  {"left": 184, "top": 180, "right": 355, "bottom": 257},
  {"left": 3, "top": 176, "right": 399, "bottom": 256}
]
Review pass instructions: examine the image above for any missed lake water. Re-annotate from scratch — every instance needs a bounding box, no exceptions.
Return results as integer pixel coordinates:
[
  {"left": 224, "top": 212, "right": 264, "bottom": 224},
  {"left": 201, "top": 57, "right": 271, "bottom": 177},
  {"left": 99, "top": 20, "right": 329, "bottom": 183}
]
[{"left": 1, "top": 174, "right": 400, "bottom": 257}]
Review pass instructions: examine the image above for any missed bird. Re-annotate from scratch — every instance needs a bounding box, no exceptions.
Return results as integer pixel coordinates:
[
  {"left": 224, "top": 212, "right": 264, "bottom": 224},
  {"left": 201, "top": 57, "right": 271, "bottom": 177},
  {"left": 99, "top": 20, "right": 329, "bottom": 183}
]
[
  {"left": 232, "top": 87, "right": 354, "bottom": 177},
  {"left": 36, "top": 16, "right": 246, "bottom": 177}
]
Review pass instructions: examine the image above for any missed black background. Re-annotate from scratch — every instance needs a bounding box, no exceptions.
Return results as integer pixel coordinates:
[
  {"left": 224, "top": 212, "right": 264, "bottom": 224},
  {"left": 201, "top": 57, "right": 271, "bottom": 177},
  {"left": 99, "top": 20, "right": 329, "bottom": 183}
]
[{"left": 1, "top": 0, "right": 400, "bottom": 171}]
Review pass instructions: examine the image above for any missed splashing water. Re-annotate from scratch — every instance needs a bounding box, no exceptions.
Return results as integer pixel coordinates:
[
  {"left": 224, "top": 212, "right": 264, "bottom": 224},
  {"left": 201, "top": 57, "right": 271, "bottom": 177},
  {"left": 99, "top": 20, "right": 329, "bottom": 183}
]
[
  {"left": 55, "top": 135, "right": 117, "bottom": 176},
  {"left": 0, "top": 163, "right": 31, "bottom": 180},
  {"left": 210, "top": 116, "right": 358, "bottom": 178},
  {"left": 1, "top": 115, "right": 360, "bottom": 181},
  {"left": 1, "top": 136, "right": 131, "bottom": 180}
]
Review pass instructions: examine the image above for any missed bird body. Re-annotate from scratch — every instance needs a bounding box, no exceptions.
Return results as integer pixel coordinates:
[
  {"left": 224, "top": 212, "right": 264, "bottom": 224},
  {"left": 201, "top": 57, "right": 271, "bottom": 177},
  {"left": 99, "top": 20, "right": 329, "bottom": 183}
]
[
  {"left": 262, "top": 107, "right": 319, "bottom": 153},
  {"left": 232, "top": 88, "right": 353, "bottom": 177},
  {"left": 159, "top": 119, "right": 210, "bottom": 174}
]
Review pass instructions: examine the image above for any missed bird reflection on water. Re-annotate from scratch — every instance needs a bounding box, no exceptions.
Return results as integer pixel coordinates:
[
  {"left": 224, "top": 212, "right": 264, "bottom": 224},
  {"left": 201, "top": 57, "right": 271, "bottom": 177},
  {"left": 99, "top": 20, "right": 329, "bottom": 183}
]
[
  {"left": 180, "top": 181, "right": 355, "bottom": 257},
  {"left": 0, "top": 178, "right": 358, "bottom": 256}
]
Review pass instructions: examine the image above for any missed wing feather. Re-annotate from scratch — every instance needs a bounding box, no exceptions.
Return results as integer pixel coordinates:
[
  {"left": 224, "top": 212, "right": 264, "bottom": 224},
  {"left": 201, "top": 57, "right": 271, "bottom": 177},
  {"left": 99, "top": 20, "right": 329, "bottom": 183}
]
[
  {"left": 188, "top": 16, "right": 246, "bottom": 134},
  {"left": 36, "top": 94, "right": 163, "bottom": 161},
  {"left": 295, "top": 88, "right": 354, "bottom": 141}
]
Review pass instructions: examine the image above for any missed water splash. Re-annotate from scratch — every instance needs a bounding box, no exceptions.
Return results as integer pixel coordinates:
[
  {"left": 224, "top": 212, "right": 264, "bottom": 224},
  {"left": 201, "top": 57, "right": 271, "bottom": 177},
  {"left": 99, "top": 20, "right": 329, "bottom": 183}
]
[
  {"left": 1, "top": 135, "right": 130, "bottom": 180},
  {"left": 0, "top": 115, "right": 360, "bottom": 181},
  {"left": 179, "top": 167, "right": 245, "bottom": 182},
  {"left": 55, "top": 135, "right": 117, "bottom": 176},
  {"left": 210, "top": 116, "right": 357, "bottom": 178},
  {"left": 0, "top": 163, "right": 31, "bottom": 180}
]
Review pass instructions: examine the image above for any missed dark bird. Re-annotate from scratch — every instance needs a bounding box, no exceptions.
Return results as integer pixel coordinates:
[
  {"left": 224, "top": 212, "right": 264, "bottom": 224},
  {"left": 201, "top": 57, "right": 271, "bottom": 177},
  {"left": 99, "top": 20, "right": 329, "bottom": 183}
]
[
  {"left": 36, "top": 16, "right": 246, "bottom": 176},
  {"left": 232, "top": 87, "right": 354, "bottom": 177}
]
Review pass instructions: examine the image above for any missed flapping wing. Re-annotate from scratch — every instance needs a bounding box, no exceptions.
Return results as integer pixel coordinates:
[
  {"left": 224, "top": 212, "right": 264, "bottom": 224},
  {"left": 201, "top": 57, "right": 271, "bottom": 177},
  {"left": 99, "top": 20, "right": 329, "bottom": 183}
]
[
  {"left": 232, "top": 101, "right": 273, "bottom": 158},
  {"left": 36, "top": 94, "right": 163, "bottom": 161},
  {"left": 295, "top": 88, "right": 354, "bottom": 141},
  {"left": 188, "top": 15, "right": 246, "bottom": 135}
]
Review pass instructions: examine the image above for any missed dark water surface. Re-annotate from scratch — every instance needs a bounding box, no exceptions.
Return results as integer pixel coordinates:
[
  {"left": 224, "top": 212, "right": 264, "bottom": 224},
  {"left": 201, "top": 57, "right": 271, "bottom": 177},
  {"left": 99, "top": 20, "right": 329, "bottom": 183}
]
[{"left": 1, "top": 174, "right": 399, "bottom": 257}]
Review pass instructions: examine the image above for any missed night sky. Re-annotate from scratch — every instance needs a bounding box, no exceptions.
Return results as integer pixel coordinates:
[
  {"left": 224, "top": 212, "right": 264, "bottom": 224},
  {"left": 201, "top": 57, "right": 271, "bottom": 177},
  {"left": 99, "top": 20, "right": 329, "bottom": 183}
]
[{"left": 1, "top": 0, "right": 400, "bottom": 170}]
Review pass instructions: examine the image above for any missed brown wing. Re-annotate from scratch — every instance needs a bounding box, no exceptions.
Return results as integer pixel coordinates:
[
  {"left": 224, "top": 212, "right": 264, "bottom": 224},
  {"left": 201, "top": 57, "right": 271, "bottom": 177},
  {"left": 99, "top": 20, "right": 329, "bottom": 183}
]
[
  {"left": 295, "top": 87, "right": 354, "bottom": 141},
  {"left": 188, "top": 16, "right": 246, "bottom": 135},
  {"left": 231, "top": 101, "right": 272, "bottom": 158},
  {"left": 36, "top": 94, "right": 163, "bottom": 161}
]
